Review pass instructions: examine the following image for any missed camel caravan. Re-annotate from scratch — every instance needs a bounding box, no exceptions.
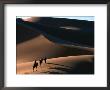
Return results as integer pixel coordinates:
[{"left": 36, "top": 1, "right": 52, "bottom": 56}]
[{"left": 33, "top": 57, "right": 47, "bottom": 72}]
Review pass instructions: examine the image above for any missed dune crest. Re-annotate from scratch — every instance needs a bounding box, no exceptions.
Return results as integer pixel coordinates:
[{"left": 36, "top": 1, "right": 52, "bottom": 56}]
[{"left": 17, "top": 35, "right": 93, "bottom": 63}]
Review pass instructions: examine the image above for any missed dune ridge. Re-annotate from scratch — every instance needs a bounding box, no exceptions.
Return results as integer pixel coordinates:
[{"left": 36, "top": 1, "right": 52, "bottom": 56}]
[
  {"left": 16, "top": 17, "right": 94, "bottom": 74},
  {"left": 17, "top": 35, "right": 94, "bottom": 74}
]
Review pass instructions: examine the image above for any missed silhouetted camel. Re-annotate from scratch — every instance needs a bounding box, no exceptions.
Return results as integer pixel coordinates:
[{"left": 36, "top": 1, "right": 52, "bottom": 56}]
[
  {"left": 43, "top": 57, "right": 47, "bottom": 63},
  {"left": 39, "top": 59, "right": 43, "bottom": 66},
  {"left": 33, "top": 60, "right": 38, "bottom": 72}
]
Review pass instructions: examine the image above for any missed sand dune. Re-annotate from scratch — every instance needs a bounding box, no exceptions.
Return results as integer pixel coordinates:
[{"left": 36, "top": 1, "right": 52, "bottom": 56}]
[
  {"left": 17, "top": 55, "right": 94, "bottom": 74},
  {"left": 17, "top": 35, "right": 94, "bottom": 74},
  {"left": 17, "top": 18, "right": 94, "bottom": 47},
  {"left": 16, "top": 17, "right": 94, "bottom": 74},
  {"left": 17, "top": 35, "right": 93, "bottom": 63}
]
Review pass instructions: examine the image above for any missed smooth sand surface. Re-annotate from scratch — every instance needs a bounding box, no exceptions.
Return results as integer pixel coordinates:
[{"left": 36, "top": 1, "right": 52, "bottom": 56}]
[
  {"left": 17, "top": 55, "right": 94, "bottom": 74},
  {"left": 17, "top": 35, "right": 94, "bottom": 74}
]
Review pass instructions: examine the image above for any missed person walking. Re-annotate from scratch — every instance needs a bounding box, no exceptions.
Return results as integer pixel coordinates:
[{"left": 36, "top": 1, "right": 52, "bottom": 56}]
[
  {"left": 44, "top": 57, "right": 47, "bottom": 63},
  {"left": 33, "top": 60, "right": 38, "bottom": 72},
  {"left": 39, "top": 58, "right": 43, "bottom": 66}
]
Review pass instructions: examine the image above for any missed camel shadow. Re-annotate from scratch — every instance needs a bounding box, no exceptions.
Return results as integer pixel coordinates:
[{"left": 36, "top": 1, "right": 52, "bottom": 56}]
[
  {"left": 47, "top": 63, "right": 72, "bottom": 69},
  {"left": 46, "top": 71, "right": 61, "bottom": 74},
  {"left": 47, "top": 59, "right": 94, "bottom": 74}
]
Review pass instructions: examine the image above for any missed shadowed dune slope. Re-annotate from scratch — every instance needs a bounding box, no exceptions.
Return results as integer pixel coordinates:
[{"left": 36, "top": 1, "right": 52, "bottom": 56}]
[
  {"left": 16, "top": 17, "right": 94, "bottom": 74},
  {"left": 16, "top": 18, "right": 94, "bottom": 47},
  {"left": 17, "top": 35, "right": 94, "bottom": 63}
]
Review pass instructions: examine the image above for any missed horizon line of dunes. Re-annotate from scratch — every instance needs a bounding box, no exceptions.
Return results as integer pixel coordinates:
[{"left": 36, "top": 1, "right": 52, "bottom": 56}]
[{"left": 16, "top": 17, "right": 94, "bottom": 48}]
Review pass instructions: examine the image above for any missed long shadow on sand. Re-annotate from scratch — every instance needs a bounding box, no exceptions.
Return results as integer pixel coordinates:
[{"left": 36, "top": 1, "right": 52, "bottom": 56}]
[
  {"left": 48, "top": 67, "right": 71, "bottom": 74},
  {"left": 47, "top": 63, "right": 72, "bottom": 69},
  {"left": 47, "top": 60, "right": 94, "bottom": 74},
  {"left": 46, "top": 71, "right": 61, "bottom": 74}
]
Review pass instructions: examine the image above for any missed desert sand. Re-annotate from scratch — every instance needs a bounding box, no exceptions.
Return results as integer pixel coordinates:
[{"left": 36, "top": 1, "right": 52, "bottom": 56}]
[
  {"left": 17, "top": 55, "right": 94, "bottom": 74},
  {"left": 17, "top": 35, "right": 94, "bottom": 74}
]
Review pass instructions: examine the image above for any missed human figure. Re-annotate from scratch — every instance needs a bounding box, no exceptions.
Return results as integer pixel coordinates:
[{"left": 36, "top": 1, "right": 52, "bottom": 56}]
[
  {"left": 44, "top": 57, "right": 47, "bottom": 63},
  {"left": 33, "top": 60, "right": 38, "bottom": 72},
  {"left": 39, "top": 58, "right": 43, "bottom": 66}
]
